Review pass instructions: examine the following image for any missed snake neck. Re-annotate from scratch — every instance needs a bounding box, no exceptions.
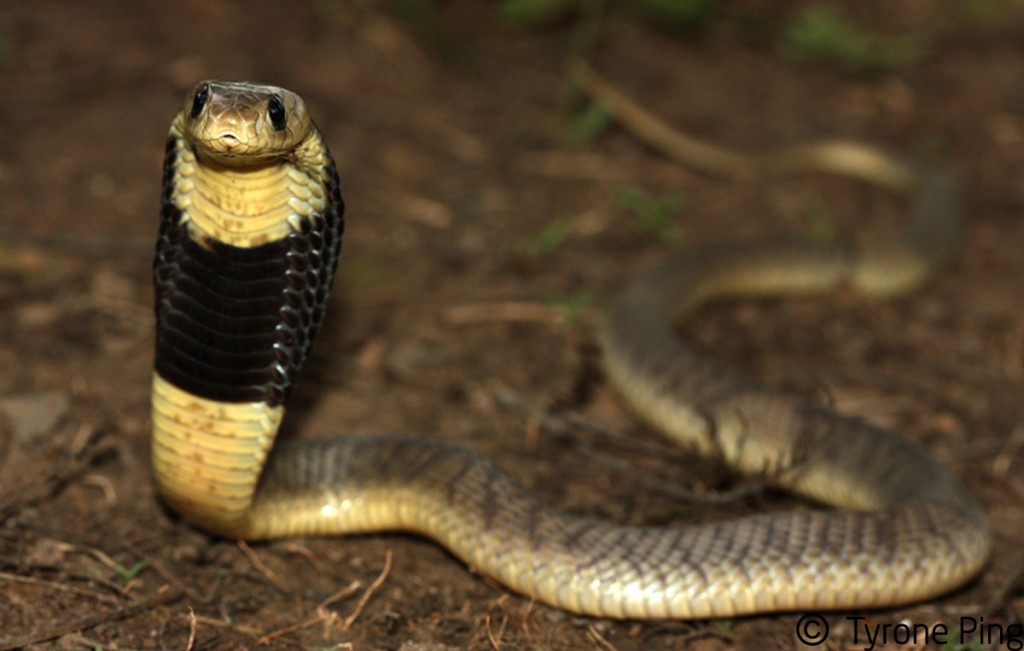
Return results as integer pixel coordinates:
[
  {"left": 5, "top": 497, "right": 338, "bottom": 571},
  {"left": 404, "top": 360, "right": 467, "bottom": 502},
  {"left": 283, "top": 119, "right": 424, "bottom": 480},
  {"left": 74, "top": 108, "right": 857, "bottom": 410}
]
[
  {"left": 168, "top": 114, "right": 334, "bottom": 248},
  {"left": 153, "top": 110, "right": 344, "bottom": 537},
  {"left": 151, "top": 374, "right": 284, "bottom": 534}
]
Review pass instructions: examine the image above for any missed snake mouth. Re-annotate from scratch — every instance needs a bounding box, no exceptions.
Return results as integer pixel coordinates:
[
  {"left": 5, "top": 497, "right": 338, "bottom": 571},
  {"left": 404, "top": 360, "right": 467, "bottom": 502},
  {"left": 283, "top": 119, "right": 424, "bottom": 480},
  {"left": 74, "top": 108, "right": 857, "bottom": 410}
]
[
  {"left": 192, "top": 131, "right": 265, "bottom": 161},
  {"left": 216, "top": 132, "right": 241, "bottom": 148}
]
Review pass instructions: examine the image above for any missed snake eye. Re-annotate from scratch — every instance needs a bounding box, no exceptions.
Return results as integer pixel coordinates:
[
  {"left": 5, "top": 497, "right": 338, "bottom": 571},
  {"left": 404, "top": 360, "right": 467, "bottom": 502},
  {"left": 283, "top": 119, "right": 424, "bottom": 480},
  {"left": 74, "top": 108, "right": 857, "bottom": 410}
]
[
  {"left": 191, "top": 83, "right": 210, "bottom": 119},
  {"left": 267, "top": 95, "right": 287, "bottom": 132}
]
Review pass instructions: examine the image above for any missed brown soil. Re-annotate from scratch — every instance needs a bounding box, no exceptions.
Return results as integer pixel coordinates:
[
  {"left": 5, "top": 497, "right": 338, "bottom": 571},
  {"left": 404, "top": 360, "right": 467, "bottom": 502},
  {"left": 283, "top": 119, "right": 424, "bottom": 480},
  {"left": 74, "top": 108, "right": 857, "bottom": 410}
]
[{"left": 1, "top": 2, "right": 1021, "bottom": 649}]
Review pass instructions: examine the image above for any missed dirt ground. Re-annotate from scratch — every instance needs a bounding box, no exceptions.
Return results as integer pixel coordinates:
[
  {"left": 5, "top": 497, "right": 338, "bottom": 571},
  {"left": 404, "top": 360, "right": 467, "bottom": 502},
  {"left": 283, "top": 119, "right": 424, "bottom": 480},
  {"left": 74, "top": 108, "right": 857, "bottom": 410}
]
[{"left": 1, "top": 1, "right": 1022, "bottom": 649}]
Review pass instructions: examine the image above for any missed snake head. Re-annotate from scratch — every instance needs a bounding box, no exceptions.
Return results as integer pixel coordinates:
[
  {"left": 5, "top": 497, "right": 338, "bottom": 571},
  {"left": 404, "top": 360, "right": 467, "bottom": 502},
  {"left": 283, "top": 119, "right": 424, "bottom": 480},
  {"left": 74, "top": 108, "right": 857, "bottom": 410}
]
[{"left": 180, "top": 80, "right": 313, "bottom": 162}]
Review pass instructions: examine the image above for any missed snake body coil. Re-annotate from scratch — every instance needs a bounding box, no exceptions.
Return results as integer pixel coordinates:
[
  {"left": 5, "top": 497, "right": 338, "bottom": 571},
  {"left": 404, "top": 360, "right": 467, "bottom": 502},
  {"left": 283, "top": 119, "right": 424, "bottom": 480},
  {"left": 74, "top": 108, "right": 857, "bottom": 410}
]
[{"left": 152, "top": 80, "right": 990, "bottom": 619}]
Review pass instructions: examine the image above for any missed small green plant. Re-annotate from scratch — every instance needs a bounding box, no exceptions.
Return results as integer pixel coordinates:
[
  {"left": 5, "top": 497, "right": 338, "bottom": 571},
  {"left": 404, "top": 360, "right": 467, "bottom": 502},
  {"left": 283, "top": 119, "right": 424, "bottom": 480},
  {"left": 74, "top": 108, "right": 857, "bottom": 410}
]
[
  {"left": 802, "top": 202, "right": 836, "bottom": 244},
  {"left": 0, "top": 28, "right": 8, "bottom": 63},
  {"left": 946, "top": 0, "right": 1010, "bottom": 23},
  {"left": 566, "top": 103, "right": 613, "bottom": 146},
  {"left": 550, "top": 290, "right": 594, "bottom": 325},
  {"left": 112, "top": 560, "right": 148, "bottom": 586},
  {"left": 500, "top": 0, "right": 718, "bottom": 34},
  {"left": 630, "top": 0, "right": 716, "bottom": 33},
  {"left": 717, "top": 618, "right": 736, "bottom": 632},
  {"left": 499, "top": 0, "right": 578, "bottom": 28},
  {"left": 617, "top": 186, "right": 684, "bottom": 245},
  {"left": 779, "top": 7, "right": 930, "bottom": 76},
  {"left": 522, "top": 216, "right": 574, "bottom": 256},
  {"left": 378, "top": 0, "right": 472, "bottom": 64},
  {"left": 942, "top": 628, "right": 989, "bottom": 651}
]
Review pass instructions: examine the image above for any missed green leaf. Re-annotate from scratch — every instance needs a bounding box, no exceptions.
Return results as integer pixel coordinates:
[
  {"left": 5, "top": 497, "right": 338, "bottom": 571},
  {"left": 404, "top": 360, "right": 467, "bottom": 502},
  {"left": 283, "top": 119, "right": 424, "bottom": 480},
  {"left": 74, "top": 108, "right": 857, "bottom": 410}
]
[
  {"left": 112, "top": 560, "right": 148, "bottom": 586},
  {"left": 779, "top": 7, "right": 930, "bottom": 77},
  {"left": 631, "top": 0, "right": 716, "bottom": 33},
  {"left": 549, "top": 290, "right": 594, "bottom": 325},
  {"left": 617, "top": 186, "right": 684, "bottom": 245},
  {"left": 522, "top": 217, "right": 574, "bottom": 257},
  {"left": 499, "top": 0, "right": 578, "bottom": 28},
  {"left": 566, "top": 103, "right": 613, "bottom": 146}
]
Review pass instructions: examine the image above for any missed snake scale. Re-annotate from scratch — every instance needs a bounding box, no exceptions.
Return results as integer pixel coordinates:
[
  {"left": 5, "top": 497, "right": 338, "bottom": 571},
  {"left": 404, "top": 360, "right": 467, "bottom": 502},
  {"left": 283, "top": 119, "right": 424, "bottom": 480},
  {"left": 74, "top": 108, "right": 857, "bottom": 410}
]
[{"left": 151, "top": 79, "right": 991, "bottom": 619}]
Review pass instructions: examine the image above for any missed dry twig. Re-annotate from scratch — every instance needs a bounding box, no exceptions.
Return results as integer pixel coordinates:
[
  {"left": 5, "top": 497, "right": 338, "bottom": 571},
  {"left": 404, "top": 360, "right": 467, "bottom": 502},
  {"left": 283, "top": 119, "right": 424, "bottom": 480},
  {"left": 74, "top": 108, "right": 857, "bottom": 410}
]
[
  {"left": 257, "top": 562, "right": 383, "bottom": 644},
  {"left": 569, "top": 60, "right": 914, "bottom": 189},
  {"left": 342, "top": 549, "right": 393, "bottom": 630},
  {"left": 0, "top": 426, "right": 109, "bottom": 525},
  {"left": 483, "top": 593, "right": 511, "bottom": 650},
  {"left": 257, "top": 612, "right": 334, "bottom": 646},
  {"left": 586, "top": 624, "right": 619, "bottom": 651},
  {"left": 0, "top": 571, "right": 123, "bottom": 605},
  {"left": 238, "top": 540, "right": 287, "bottom": 591},
  {"left": 993, "top": 424, "right": 1024, "bottom": 479},
  {"left": 184, "top": 607, "right": 197, "bottom": 651},
  {"left": 446, "top": 301, "right": 567, "bottom": 326},
  {"left": 0, "top": 587, "right": 183, "bottom": 651}
]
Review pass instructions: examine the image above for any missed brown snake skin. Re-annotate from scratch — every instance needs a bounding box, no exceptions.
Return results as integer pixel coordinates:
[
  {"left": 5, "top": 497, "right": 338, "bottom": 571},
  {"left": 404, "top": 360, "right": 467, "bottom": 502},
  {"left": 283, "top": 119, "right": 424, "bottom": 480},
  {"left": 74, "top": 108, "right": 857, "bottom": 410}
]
[{"left": 151, "top": 78, "right": 991, "bottom": 619}]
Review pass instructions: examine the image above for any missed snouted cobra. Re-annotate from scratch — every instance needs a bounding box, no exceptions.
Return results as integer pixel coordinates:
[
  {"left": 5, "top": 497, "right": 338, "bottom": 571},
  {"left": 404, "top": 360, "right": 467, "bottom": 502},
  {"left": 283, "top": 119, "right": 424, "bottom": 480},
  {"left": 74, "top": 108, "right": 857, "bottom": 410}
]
[{"left": 151, "top": 79, "right": 991, "bottom": 619}]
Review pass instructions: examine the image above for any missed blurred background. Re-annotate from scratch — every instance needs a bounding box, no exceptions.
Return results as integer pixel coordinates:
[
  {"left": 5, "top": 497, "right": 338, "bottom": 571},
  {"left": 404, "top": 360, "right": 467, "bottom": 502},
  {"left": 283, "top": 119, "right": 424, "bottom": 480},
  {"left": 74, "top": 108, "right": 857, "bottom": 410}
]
[{"left": 0, "top": 1, "right": 1021, "bottom": 649}]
